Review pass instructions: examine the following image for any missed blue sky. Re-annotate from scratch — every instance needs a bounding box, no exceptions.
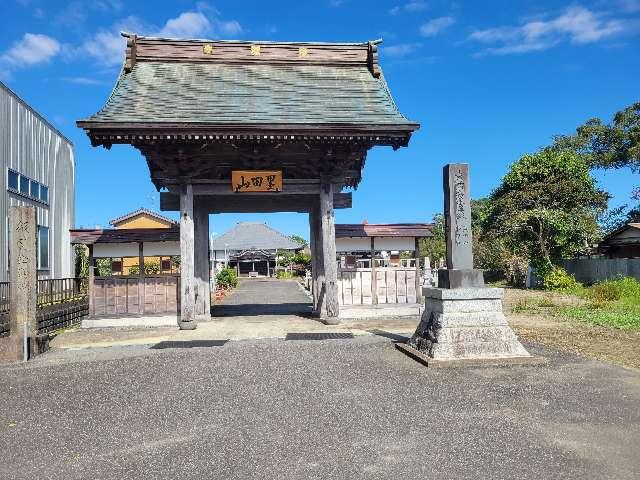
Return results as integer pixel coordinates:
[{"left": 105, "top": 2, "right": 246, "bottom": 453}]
[{"left": 2, "top": 0, "right": 639, "bottom": 239}]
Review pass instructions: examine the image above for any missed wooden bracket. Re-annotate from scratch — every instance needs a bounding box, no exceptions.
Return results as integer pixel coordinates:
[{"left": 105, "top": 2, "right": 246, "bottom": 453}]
[
  {"left": 123, "top": 33, "right": 137, "bottom": 73},
  {"left": 367, "top": 42, "right": 381, "bottom": 78}
]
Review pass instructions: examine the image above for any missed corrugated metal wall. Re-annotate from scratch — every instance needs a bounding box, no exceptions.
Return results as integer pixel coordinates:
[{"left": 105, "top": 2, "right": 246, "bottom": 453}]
[{"left": 0, "top": 82, "right": 75, "bottom": 281}]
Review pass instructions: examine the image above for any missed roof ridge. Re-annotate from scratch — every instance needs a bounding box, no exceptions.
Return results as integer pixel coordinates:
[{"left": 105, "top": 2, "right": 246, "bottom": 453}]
[
  {"left": 122, "top": 32, "right": 380, "bottom": 47},
  {"left": 109, "top": 207, "right": 178, "bottom": 226}
]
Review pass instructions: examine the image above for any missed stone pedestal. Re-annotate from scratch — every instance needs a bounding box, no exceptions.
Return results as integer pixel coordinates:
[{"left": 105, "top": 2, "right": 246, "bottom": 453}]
[
  {"left": 437, "top": 268, "right": 484, "bottom": 289},
  {"left": 408, "top": 287, "right": 530, "bottom": 360}
]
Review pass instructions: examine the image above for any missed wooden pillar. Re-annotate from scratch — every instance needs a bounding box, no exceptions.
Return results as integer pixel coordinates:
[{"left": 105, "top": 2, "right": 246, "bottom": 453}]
[
  {"left": 194, "top": 201, "right": 211, "bottom": 319},
  {"left": 371, "top": 237, "right": 378, "bottom": 305},
  {"left": 309, "top": 205, "right": 325, "bottom": 316},
  {"left": 320, "top": 182, "right": 339, "bottom": 323},
  {"left": 414, "top": 237, "right": 422, "bottom": 302},
  {"left": 179, "top": 183, "right": 197, "bottom": 330},
  {"left": 88, "top": 244, "right": 95, "bottom": 317},
  {"left": 138, "top": 242, "right": 145, "bottom": 315}
]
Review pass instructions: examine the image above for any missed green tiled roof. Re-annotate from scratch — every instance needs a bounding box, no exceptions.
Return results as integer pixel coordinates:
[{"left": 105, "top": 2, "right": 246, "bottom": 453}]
[{"left": 84, "top": 62, "right": 413, "bottom": 125}]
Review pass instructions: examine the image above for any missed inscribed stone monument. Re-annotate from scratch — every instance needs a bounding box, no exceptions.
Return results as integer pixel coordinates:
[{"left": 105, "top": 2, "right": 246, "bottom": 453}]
[
  {"left": 407, "top": 164, "right": 530, "bottom": 361},
  {"left": 0, "top": 206, "right": 37, "bottom": 361}
]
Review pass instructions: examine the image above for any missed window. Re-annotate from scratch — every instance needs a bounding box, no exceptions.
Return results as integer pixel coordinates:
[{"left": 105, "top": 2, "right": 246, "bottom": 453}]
[
  {"left": 161, "top": 257, "right": 171, "bottom": 272},
  {"left": 7, "top": 170, "right": 18, "bottom": 190},
  {"left": 7, "top": 168, "right": 49, "bottom": 204},
  {"left": 111, "top": 259, "right": 123, "bottom": 274},
  {"left": 19, "top": 175, "right": 30, "bottom": 195},
  {"left": 30, "top": 180, "right": 39, "bottom": 199},
  {"left": 38, "top": 226, "right": 49, "bottom": 270}
]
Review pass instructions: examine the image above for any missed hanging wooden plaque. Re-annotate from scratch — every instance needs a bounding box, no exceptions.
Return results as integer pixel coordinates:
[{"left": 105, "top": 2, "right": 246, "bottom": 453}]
[{"left": 232, "top": 170, "right": 282, "bottom": 193}]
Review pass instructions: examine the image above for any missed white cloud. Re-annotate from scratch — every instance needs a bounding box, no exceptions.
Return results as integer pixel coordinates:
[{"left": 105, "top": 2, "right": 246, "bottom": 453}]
[
  {"left": 2, "top": 33, "right": 61, "bottom": 67},
  {"left": 217, "top": 20, "right": 243, "bottom": 36},
  {"left": 390, "top": 2, "right": 427, "bottom": 15},
  {"left": 383, "top": 43, "right": 423, "bottom": 57},
  {"left": 470, "top": 6, "right": 629, "bottom": 56},
  {"left": 62, "top": 77, "right": 106, "bottom": 85},
  {"left": 79, "top": 9, "right": 243, "bottom": 67},
  {"left": 157, "top": 12, "right": 211, "bottom": 38},
  {"left": 81, "top": 16, "right": 150, "bottom": 67},
  {"left": 617, "top": 0, "right": 640, "bottom": 13},
  {"left": 420, "top": 16, "right": 455, "bottom": 37}
]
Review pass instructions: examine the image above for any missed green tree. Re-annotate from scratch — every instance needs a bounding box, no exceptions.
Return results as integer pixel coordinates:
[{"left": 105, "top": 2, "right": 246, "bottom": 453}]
[
  {"left": 95, "top": 258, "right": 111, "bottom": 276},
  {"left": 554, "top": 101, "right": 640, "bottom": 230},
  {"left": 419, "top": 214, "right": 445, "bottom": 264},
  {"left": 74, "top": 245, "right": 89, "bottom": 278},
  {"left": 289, "top": 235, "right": 308, "bottom": 247},
  {"left": 485, "top": 148, "right": 609, "bottom": 274},
  {"left": 554, "top": 101, "right": 640, "bottom": 172}
]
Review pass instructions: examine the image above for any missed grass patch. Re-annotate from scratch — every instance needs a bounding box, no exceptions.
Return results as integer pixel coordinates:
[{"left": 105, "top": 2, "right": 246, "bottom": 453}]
[
  {"left": 538, "top": 276, "right": 640, "bottom": 330},
  {"left": 559, "top": 304, "right": 640, "bottom": 330},
  {"left": 512, "top": 297, "right": 559, "bottom": 314}
]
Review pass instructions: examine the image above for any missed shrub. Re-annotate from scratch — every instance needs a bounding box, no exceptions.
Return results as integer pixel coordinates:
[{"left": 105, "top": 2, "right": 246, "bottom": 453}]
[
  {"left": 542, "top": 266, "right": 581, "bottom": 293},
  {"left": 587, "top": 277, "right": 640, "bottom": 304},
  {"left": 276, "top": 270, "right": 295, "bottom": 279},
  {"left": 216, "top": 267, "right": 238, "bottom": 289},
  {"left": 128, "top": 261, "right": 161, "bottom": 276}
]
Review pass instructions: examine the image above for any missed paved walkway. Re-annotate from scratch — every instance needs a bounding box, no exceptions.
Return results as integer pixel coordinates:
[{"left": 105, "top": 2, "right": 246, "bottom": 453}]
[
  {"left": 214, "top": 277, "right": 313, "bottom": 318},
  {"left": 1, "top": 337, "right": 639, "bottom": 479},
  {"left": 51, "top": 279, "right": 418, "bottom": 350}
]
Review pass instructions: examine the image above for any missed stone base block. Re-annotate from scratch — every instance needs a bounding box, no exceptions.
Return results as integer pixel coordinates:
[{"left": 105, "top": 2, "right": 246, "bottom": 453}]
[
  {"left": 408, "top": 287, "right": 530, "bottom": 360},
  {"left": 322, "top": 316, "right": 341, "bottom": 326},
  {"left": 178, "top": 320, "right": 198, "bottom": 330},
  {"left": 0, "top": 336, "right": 22, "bottom": 362},
  {"left": 437, "top": 269, "right": 485, "bottom": 289}
]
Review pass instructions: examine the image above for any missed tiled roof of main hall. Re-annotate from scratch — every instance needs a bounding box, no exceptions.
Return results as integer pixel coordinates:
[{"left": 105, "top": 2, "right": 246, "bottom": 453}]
[{"left": 78, "top": 34, "right": 418, "bottom": 128}]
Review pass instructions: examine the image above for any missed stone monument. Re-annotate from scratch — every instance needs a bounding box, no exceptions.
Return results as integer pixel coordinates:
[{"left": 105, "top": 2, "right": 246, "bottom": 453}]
[
  {"left": 0, "top": 206, "right": 38, "bottom": 362},
  {"left": 406, "top": 164, "right": 530, "bottom": 361}
]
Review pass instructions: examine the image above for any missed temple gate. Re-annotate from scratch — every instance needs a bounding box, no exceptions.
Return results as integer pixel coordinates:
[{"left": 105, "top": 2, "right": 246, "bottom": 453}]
[{"left": 78, "top": 33, "right": 418, "bottom": 328}]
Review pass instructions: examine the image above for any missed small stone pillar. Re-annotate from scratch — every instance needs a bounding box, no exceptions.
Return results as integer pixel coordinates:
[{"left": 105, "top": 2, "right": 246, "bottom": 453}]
[
  {"left": 0, "top": 206, "right": 38, "bottom": 362},
  {"left": 407, "top": 164, "right": 529, "bottom": 361}
]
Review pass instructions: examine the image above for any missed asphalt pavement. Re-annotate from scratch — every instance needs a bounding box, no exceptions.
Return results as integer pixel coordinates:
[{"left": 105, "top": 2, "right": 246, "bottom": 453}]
[{"left": 1, "top": 335, "right": 639, "bottom": 479}]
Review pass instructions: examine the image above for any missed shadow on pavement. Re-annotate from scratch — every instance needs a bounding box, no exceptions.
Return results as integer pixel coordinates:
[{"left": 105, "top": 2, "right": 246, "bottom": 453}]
[
  {"left": 368, "top": 329, "right": 410, "bottom": 343},
  {"left": 150, "top": 340, "right": 228, "bottom": 349},
  {"left": 212, "top": 303, "right": 314, "bottom": 317}
]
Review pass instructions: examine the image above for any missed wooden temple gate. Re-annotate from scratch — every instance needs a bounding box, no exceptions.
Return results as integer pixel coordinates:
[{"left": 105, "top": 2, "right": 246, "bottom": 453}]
[{"left": 77, "top": 33, "right": 418, "bottom": 328}]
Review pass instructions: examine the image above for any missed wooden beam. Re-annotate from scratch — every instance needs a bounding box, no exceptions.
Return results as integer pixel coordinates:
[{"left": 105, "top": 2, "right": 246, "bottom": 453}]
[
  {"left": 188, "top": 182, "right": 343, "bottom": 196},
  {"left": 160, "top": 191, "right": 352, "bottom": 213},
  {"left": 179, "top": 183, "right": 197, "bottom": 330},
  {"left": 320, "top": 183, "right": 339, "bottom": 323}
]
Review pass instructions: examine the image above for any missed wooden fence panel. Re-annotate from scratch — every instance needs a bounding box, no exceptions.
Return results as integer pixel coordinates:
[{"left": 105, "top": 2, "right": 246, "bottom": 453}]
[
  {"left": 406, "top": 269, "right": 417, "bottom": 303},
  {"left": 91, "top": 275, "right": 179, "bottom": 317},
  {"left": 360, "top": 270, "right": 372, "bottom": 305},
  {"left": 396, "top": 270, "right": 407, "bottom": 304},
  {"left": 338, "top": 268, "right": 418, "bottom": 306}
]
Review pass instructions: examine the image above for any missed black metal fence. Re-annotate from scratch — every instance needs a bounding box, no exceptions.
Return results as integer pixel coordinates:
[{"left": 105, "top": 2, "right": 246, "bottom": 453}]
[
  {"left": 0, "top": 282, "right": 9, "bottom": 338},
  {"left": 0, "top": 278, "right": 89, "bottom": 336}
]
